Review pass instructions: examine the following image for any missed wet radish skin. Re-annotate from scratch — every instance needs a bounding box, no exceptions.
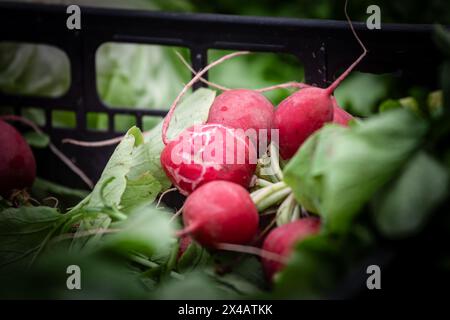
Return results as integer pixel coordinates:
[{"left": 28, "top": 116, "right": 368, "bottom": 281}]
[
  {"left": 207, "top": 89, "right": 274, "bottom": 139},
  {"left": 262, "top": 217, "right": 321, "bottom": 280},
  {"left": 160, "top": 123, "right": 256, "bottom": 195},
  {"left": 182, "top": 181, "right": 259, "bottom": 247},
  {"left": 273, "top": 87, "right": 333, "bottom": 159}
]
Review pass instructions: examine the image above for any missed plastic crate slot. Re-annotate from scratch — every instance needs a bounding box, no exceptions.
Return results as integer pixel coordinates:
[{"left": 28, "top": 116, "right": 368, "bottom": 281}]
[
  {"left": 208, "top": 49, "right": 305, "bottom": 105},
  {"left": 114, "top": 114, "right": 136, "bottom": 133},
  {"left": 51, "top": 110, "right": 76, "bottom": 129},
  {"left": 21, "top": 107, "right": 45, "bottom": 126},
  {"left": 0, "top": 42, "right": 71, "bottom": 98},
  {"left": 95, "top": 42, "right": 191, "bottom": 110},
  {"left": 142, "top": 115, "right": 163, "bottom": 131},
  {"left": 86, "top": 112, "right": 109, "bottom": 132}
]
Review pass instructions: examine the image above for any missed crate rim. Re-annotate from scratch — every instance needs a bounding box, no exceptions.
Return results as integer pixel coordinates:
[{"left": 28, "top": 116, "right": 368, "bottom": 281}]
[{"left": 0, "top": 0, "right": 443, "bottom": 33}]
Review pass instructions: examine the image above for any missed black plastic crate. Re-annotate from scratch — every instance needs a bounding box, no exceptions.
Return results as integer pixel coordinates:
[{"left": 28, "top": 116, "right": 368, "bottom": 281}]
[{"left": 1, "top": 1, "right": 448, "bottom": 300}]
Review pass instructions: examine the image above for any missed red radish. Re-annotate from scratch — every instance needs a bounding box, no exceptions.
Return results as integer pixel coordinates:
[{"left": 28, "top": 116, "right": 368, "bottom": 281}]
[
  {"left": 273, "top": 1, "right": 367, "bottom": 159},
  {"left": 161, "top": 51, "right": 257, "bottom": 195},
  {"left": 179, "top": 181, "right": 259, "bottom": 248},
  {"left": 274, "top": 87, "right": 334, "bottom": 159},
  {"left": 207, "top": 89, "right": 274, "bottom": 145},
  {"left": 160, "top": 123, "right": 256, "bottom": 195},
  {"left": 332, "top": 98, "right": 354, "bottom": 126},
  {"left": 0, "top": 119, "right": 36, "bottom": 197},
  {"left": 262, "top": 217, "right": 321, "bottom": 280}
]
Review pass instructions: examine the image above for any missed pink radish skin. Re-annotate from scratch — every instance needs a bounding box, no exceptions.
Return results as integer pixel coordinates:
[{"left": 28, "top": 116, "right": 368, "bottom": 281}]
[
  {"left": 207, "top": 89, "right": 274, "bottom": 144},
  {"left": 332, "top": 98, "right": 354, "bottom": 126},
  {"left": 160, "top": 123, "right": 256, "bottom": 195},
  {"left": 0, "top": 119, "right": 36, "bottom": 197},
  {"left": 262, "top": 217, "right": 321, "bottom": 280},
  {"left": 274, "top": 87, "right": 334, "bottom": 159},
  {"left": 180, "top": 181, "right": 259, "bottom": 248},
  {"left": 273, "top": 1, "right": 367, "bottom": 159}
]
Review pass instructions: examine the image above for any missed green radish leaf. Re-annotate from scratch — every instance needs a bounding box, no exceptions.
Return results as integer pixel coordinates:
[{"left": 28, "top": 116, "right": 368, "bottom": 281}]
[
  {"left": 31, "top": 178, "right": 89, "bottom": 210},
  {"left": 207, "top": 269, "right": 263, "bottom": 296},
  {"left": 334, "top": 72, "right": 392, "bottom": 116},
  {"left": 120, "top": 173, "right": 161, "bottom": 213},
  {"left": 23, "top": 131, "right": 49, "bottom": 148},
  {"left": 86, "top": 127, "right": 140, "bottom": 208},
  {"left": 177, "top": 240, "right": 211, "bottom": 273},
  {"left": 0, "top": 206, "right": 63, "bottom": 270},
  {"left": 153, "top": 271, "right": 236, "bottom": 299},
  {"left": 228, "top": 256, "right": 267, "bottom": 292},
  {"left": 372, "top": 151, "right": 449, "bottom": 238},
  {"left": 101, "top": 205, "right": 174, "bottom": 258},
  {"left": 273, "top": 225, "right": 374, "bottom": 299},
  {"left": 284, "top": 109, "right": 427, "bottom": 233},
  {"left": 0, "top": 250, "right": 149, "bottom": 299},
  {"left": 379, "top": 99, "right": 402, "bottom": 113},
  {"left": 69, "top": 214, "right": 112, "bottom": 252},
  {"left": 74, "top": 126, "right": 159, "bottom": 213}
]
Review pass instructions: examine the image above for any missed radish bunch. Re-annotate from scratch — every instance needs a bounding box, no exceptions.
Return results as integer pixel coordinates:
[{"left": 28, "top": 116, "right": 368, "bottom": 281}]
[{"left": 158, "top": 0, "right": 365, "bottom": 280}]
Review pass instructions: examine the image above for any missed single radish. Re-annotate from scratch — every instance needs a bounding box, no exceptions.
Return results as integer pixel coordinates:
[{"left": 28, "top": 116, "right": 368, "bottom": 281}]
[
  {"left": 0, "top": 119, "right": 36, "bottom": 197},
  {"left": 161, "top": 51, "right": 258, "bottom": 195},
  {"left": 178, "top": 181, "right": 259, "bottom": 248},
  {"left": 262, "top": 217, "right": 321, "bottom": 280},
  {"left": 207, "top": 89, "right": 274, "bottom": 146},
  {"left": 273, "top": 1, "right": 367, "bottom": 159},
  {"left": 160, "top": 123, "right": 256, "bottom": 195},
  {"left": 332, "top": 98, "right": 354, "bottom": 126}
]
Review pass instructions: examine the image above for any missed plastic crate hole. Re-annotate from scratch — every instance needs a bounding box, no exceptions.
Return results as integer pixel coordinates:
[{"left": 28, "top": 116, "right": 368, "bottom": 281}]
[
  {"left": 96, "top": 43, "right": 191, "bottom": 110},
  {"left": 0, "top": 42, "right": 71, "bottom": 98},
  {"left": 21, "top": 107, "right": 45, "bottom": 126},
  {"left": 142, "top": 115, "right": 163, "bottom": 131},
  {"left": 208, "top": 50, "right": 304, "bottom": 105},
  {"left": 52, "top": 110, "right": 76, "bottom": 129},
  {"left": 87, "top": 112, "right": 108, "bottom": 131},
  {"left": 114, "top": 114, "right": 136, "bottom": 132}
]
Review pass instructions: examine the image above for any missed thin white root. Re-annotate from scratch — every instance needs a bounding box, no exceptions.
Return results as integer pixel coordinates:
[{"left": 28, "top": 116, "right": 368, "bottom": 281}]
[
  {"left": 176, "top": 50, "right": 309, "bottom": 94},
  {"left": 170, "top": 206, "right": 183, "bottom": 222},
  {"left": 43, "top": 196, "right": 59, "bottom": 208},
  {"left": 326, "top": 0, "right": 368, "bottom": 94},
  {"left": 162, "top": 51, "right": 251, "bottom": 145},
  {"left": 62, "top": 136, "right": 124, "bottom": 147},
  {"left": 175, "top": 51, "right": 230, "bottom": 91},
  {"left": 215, "top": 243, "right": 287, "bottom": 264},
  {"left": 156, "top": 187, "right": 177, "bottom": 208},
  {"left": 49, "top": 144, "right": 94, "bottom": 189},
  {"left": 256, "top": 82, "right": 311, "bottom": 93}
]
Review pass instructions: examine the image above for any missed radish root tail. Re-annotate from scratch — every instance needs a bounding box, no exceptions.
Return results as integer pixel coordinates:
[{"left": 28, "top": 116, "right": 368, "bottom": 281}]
[
  {"left": 326, "top": 0, "right": 368, "bottom": 95},
  {"left": 215, "top": 243, "right": 287, "bottom": 264},
  {"left": 162, "top": 51, "right": 250, "bottom": 145}
]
